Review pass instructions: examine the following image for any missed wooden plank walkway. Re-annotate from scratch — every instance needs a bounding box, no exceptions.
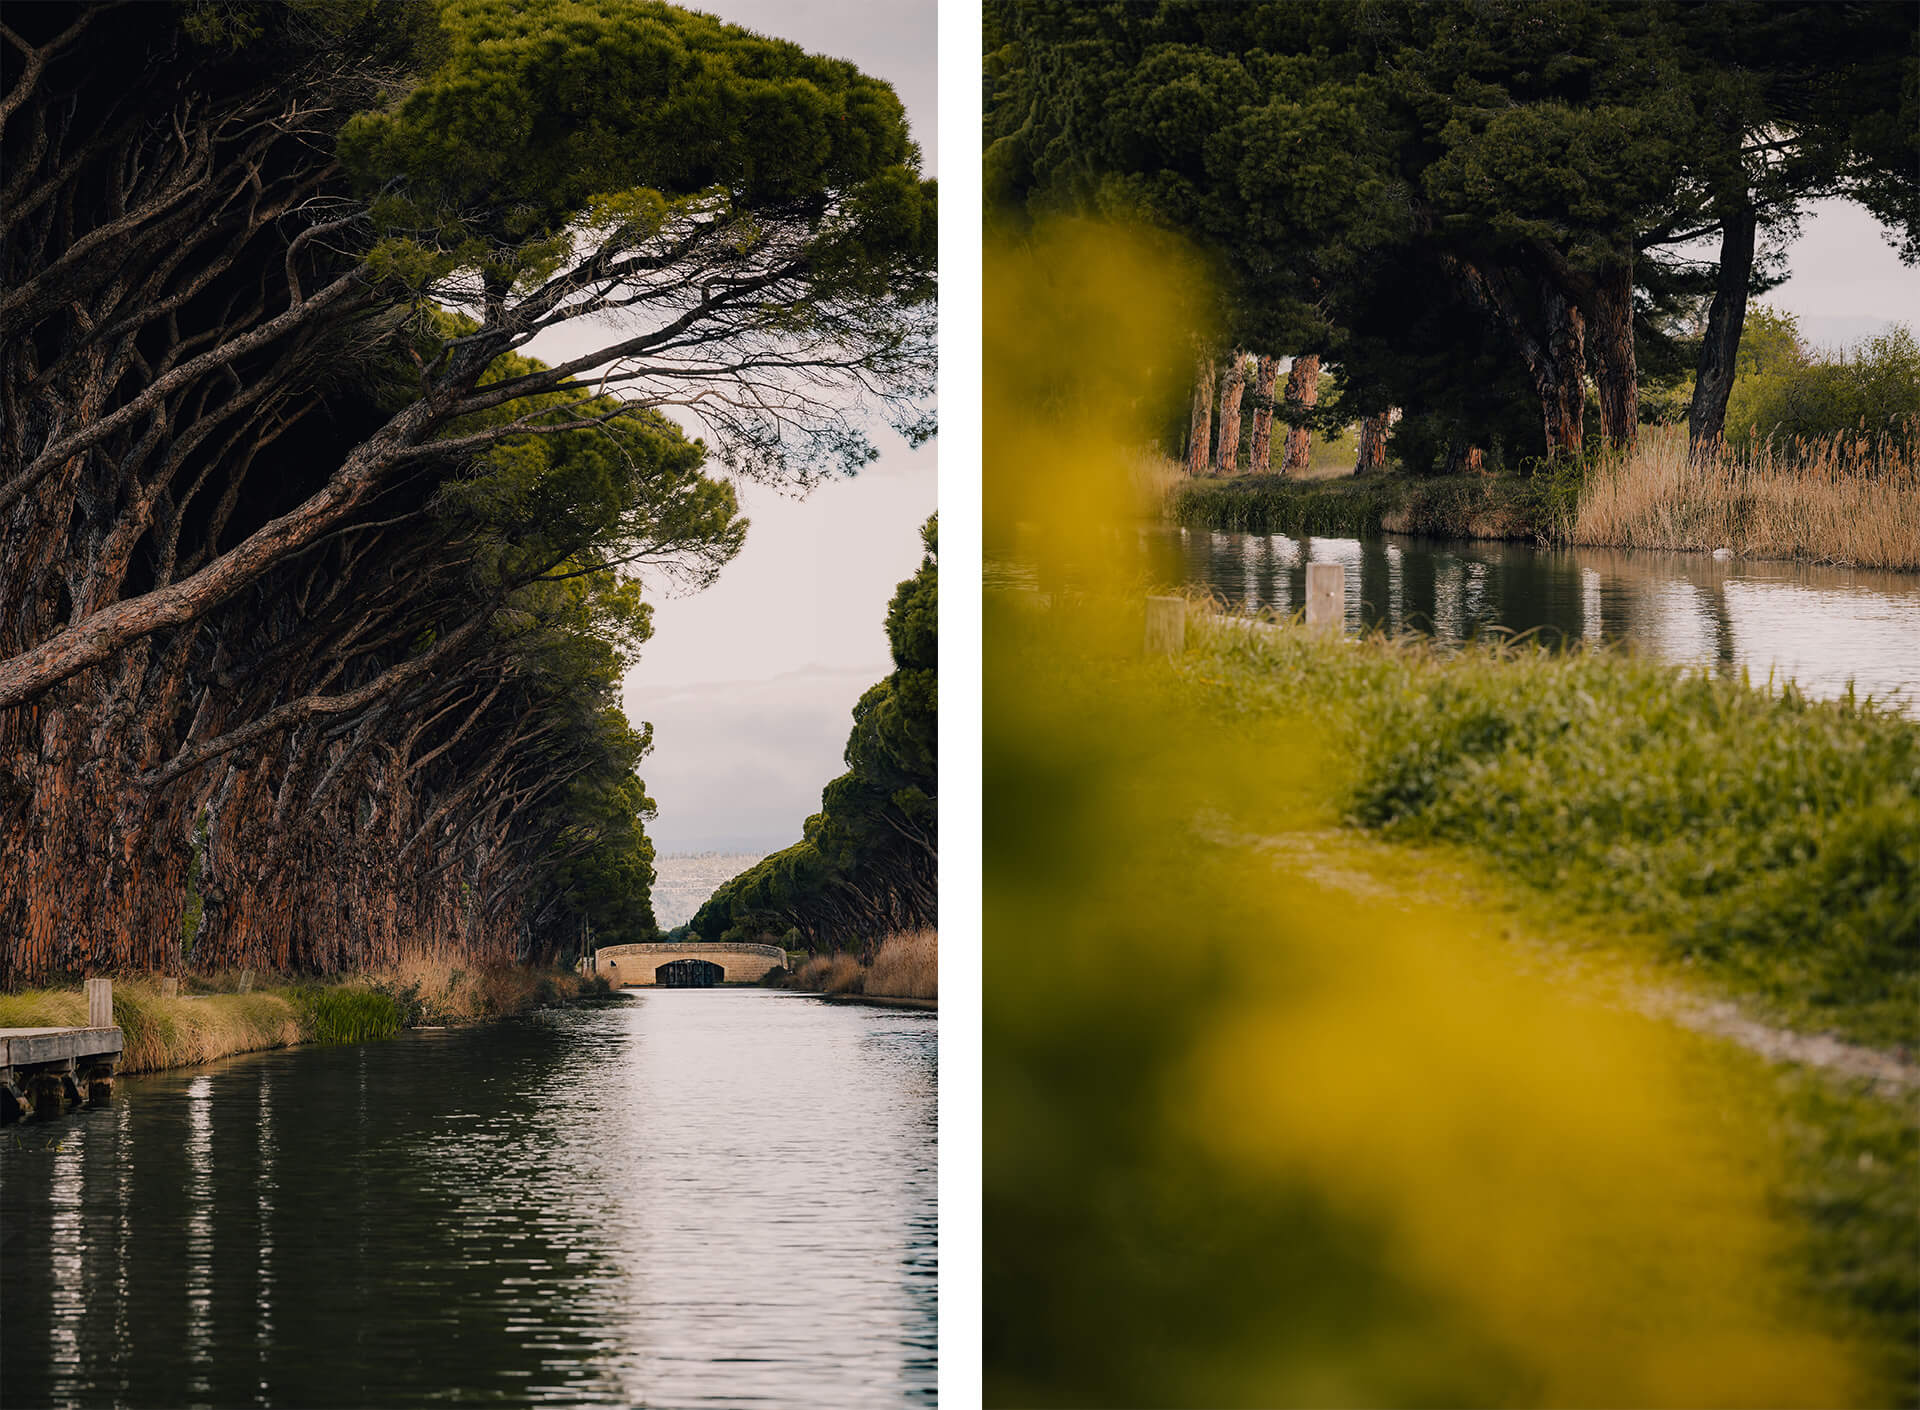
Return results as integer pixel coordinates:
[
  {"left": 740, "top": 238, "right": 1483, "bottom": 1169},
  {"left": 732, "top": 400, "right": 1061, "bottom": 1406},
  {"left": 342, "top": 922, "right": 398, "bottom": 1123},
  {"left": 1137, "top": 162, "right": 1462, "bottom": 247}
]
[{"left": 1, "top": 980, "right": 126, "bottom": 1122}]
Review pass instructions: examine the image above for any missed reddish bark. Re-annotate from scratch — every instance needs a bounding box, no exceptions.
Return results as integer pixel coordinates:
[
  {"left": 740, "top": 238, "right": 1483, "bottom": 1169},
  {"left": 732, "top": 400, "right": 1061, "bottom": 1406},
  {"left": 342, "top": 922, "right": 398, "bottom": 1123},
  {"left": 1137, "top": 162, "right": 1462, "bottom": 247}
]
[
  {"left": 1186, "top": 355, "right": 1216, "bottom": 476},
  {"left": 1215, "top": 353, "right": 1248, "bottom": 476},
  {"left": 1281, "top": 355, "right": 1320, "bottom": 476},
  {"left": 1354, "top": 413, "right": 1391, "bottom": 475},
  {"left": 1248, "top": 356, "right": 1279, "bottom": 474}
]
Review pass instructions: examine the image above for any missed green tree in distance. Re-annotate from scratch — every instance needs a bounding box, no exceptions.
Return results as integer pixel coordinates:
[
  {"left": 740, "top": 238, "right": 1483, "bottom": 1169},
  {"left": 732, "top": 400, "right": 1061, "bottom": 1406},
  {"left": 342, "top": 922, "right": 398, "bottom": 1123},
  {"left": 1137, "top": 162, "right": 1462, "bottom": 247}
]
[{"left": 692, "top": 515, "right": 937, "bottom": 953}]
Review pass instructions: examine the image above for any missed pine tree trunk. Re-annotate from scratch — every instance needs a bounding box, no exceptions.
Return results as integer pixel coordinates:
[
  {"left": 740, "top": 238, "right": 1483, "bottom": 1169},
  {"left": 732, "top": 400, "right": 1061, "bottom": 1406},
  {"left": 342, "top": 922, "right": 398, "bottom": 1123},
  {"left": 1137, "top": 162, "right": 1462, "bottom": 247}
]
[
  {"left": 1688, "top": 205, "right": 1757, "bottom": 458},
  {"left": 1521, "top": 283, "right": 1589, "bottom": 458},
  {"left": 1591, "top": 258, "right": 1638, "bottom": 452},
  {"left": 1354, "top": 412, "right": 1391, "bottom": 475},
  {"left": 1186, "top": 355, "right": 1216, "bottom": 476},
  {"left": 1447, "top": 256, "right": 1588, "bottom": 460},
  {"left": 1215, "top": 353, "right": 1247, "bottom": 476},
  {"left": 1281, "top": 355, "right": 1320, "bottom": 476},
  {"left": 1248, "top": 355, "right": 1279, "bottom": 474}
]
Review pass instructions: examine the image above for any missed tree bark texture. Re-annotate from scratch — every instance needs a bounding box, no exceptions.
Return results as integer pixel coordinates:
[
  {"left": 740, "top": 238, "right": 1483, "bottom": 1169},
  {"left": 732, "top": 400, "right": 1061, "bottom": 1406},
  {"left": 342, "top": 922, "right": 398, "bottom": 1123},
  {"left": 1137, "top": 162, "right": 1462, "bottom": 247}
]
[
  {"left": 1215, "top": 353, "right": 1248, "bottom": 476},
  {"left": 1354, "top": 412, "right": 1391, "bottom": 475},
  {"left": 1446, "top": 256, "right": 1588, "bottom": 458},
  {"left": 1186, "top": 355, "right": 1217, "bottom": 475},
  {"left": 1590, "top": 258, "right": 1638, "bottom": 452},
  {"left": 1281, "top": 355, "right": 1321, "bottom": 476},
  {"left": 1248, "top": 355, "right": 1279, "bottom": 474},
  {"left": 1688, "top": 206, "right": 1757, "bottom": 457}
]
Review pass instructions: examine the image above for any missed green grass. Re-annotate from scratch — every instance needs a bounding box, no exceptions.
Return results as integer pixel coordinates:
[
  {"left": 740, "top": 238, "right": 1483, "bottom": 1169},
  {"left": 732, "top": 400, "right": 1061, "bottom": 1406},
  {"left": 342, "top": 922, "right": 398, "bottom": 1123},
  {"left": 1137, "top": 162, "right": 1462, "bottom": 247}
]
[
  {"left": 1186, "top": 620, "right": 1920, "bottom": 1049},
  {"left": 1172, "top": 473, "right": 1401, "bottom": 534},
  {"left": 287, "top": 984, "right": 406, "bottom": 1044},
  {"left": 1171, "top": 469, "right": 1585, "bottom": 542},
  {"left": 990, "top": 599, "right": 1920, "bottom": 1410},
  {"left": 1768, "top": 1071, "right": 1920, "bottom": 1399},
  {"left": 986, "top": 596, "right": 1919, "bottom": 1405}
]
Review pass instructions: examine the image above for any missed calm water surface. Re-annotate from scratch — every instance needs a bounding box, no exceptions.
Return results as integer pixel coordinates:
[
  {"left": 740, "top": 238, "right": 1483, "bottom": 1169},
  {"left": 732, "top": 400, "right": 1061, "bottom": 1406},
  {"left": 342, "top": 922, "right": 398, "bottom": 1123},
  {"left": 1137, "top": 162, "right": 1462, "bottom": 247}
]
[
  {"left": 989, "top": 524, "right": 1920, "bottom": 710},
  {"left": 0, "top": 991, "right": 936, "bottom": 1408}
]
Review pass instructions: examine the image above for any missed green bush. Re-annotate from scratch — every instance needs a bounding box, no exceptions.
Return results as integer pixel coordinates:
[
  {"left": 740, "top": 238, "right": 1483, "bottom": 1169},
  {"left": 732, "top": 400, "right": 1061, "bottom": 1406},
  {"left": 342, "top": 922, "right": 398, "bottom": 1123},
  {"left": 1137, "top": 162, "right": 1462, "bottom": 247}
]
[{"left": 1724, "top": 312, "right": 1920, "bottom": 449}]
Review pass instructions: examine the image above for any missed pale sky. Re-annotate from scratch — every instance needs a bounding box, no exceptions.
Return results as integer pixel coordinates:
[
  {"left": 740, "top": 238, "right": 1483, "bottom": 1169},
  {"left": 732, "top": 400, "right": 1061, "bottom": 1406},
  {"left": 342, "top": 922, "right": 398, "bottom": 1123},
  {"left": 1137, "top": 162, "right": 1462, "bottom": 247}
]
[
  {"left": 528, "top": 0, "right": 937, "bottom": 855},
  {"left": 1767, "top": 198, "right": 1920, "bottom": 351}
]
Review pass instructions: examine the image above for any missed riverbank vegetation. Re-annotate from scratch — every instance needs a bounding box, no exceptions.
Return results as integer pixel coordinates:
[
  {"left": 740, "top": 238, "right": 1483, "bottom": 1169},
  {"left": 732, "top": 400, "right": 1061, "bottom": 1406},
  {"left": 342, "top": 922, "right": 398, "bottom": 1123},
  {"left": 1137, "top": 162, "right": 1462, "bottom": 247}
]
[
  {"left": 987, "top": 2, "right": 1918, "bottom": 573},
  {"left": 985, "top": 211, "right": 1917, "bottom": 1405},
  {"left": 0, "top": 2, "right": 934, "bottom": 988},
  {"left": 691, "top": 519, "right": 938, "bottom": 955},
  {"left": 1172, "top": 419, "right": 1920, "bottom": 569},
  {"left": 777, "top": 929, "right": 938, "bottom": 1001},
  {"left": 987, "top": 595, "right": 1918, "bottom": 1407},
  {"left": 0, "top": 963, "right": 611, "bottom": 1074}
]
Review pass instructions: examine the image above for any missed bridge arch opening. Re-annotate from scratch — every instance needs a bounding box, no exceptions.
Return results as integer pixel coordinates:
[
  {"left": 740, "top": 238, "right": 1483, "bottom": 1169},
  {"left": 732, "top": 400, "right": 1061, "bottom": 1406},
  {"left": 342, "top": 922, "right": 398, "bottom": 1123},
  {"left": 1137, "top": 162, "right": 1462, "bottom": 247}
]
[{"left": 657, "top": 958, "right": 724, "bottom": 988}]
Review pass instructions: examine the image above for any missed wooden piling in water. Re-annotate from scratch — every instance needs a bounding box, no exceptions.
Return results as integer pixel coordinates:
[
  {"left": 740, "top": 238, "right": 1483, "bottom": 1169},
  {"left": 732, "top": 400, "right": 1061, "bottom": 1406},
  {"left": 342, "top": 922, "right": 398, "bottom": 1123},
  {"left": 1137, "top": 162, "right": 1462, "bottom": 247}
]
[{"left": 1305, "top": 562, "right": 1346, "bottom": 634}]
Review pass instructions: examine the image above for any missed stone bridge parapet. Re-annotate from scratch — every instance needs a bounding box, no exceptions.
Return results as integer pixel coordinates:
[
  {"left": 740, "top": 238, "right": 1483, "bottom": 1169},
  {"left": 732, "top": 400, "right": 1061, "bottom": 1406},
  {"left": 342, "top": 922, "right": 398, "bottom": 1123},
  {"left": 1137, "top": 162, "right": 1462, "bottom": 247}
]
[{"left": 592, "top": 941, "right": 788, "bottom": 987}]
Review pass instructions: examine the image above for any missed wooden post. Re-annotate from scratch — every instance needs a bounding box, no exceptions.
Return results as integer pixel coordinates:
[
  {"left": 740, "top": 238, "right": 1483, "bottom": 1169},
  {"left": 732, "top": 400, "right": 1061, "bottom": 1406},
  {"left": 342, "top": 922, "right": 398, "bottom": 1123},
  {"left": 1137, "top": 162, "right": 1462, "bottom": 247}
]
[
  {"left": 1144, "top": 596, "right": 1187, "bottom": 656},
  {"left": 86, "top": 978, "right": 112, "bottom": 1030},
  {"left": 238, "top": 969, "right": 253, "bottom": 994},
  {"left": 1305, "top": 563, "right": 1346, "bottom": 634},
  {"left": 160, "top": 977, "right": 179, "bottom": 999}
]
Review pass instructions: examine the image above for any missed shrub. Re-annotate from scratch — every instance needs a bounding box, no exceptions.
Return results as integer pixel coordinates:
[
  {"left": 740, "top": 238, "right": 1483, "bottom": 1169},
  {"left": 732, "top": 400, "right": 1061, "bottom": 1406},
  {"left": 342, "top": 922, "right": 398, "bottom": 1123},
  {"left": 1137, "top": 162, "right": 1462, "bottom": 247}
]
[{"left": 1723, "top": 312, "right": 1920, "bottom": 449}]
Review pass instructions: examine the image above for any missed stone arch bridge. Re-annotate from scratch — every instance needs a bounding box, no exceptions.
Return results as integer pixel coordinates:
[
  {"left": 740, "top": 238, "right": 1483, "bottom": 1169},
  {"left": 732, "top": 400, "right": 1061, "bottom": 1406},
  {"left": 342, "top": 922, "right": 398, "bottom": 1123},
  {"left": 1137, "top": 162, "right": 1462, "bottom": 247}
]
[{"left": 592, "top": 941, "right": 787, "bottom": 988}]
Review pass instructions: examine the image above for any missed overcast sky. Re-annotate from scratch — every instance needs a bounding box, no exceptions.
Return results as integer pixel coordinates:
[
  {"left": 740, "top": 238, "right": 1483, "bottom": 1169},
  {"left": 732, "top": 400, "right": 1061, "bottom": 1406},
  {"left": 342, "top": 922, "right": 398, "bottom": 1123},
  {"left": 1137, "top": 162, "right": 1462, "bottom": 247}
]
[
  {"left": 530, "top": 0, "right": 936, "bottom": 855},
  {"left": 1766, "top": 198, "right": 1919, "bottom": 351}
]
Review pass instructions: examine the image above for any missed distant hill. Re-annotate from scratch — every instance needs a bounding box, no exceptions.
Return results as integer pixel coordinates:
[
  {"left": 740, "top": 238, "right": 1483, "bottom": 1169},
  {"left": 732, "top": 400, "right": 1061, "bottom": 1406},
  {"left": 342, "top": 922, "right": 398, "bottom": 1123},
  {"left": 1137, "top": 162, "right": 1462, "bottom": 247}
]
[{"left": 651, "top": 852, "right": 765, "bottom": 929}]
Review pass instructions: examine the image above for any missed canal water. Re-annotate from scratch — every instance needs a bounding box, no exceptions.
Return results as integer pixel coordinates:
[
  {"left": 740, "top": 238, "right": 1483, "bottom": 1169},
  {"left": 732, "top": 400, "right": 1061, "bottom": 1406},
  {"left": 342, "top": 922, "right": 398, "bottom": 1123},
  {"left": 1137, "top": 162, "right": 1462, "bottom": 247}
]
[
  {"left": 0, "top": 991, "right": 936, "bottom": 1408},
  {"left": 989, "top": 524, "right": 1920, "bottom": 710}
]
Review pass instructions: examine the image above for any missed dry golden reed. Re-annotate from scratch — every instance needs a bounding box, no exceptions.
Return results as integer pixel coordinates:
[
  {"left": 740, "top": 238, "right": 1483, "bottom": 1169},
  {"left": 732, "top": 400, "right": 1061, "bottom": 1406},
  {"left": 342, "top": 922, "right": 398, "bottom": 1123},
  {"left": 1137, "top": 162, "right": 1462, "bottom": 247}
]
[
  {"left": 0, "top": 979, "right": 301, "bottom": 1073},
  {"left": 1573, "top": 424, "right": 1920, "bottom": 569},
  {"left": 866, "top": 929, "right": 937, "bottom": 999}
]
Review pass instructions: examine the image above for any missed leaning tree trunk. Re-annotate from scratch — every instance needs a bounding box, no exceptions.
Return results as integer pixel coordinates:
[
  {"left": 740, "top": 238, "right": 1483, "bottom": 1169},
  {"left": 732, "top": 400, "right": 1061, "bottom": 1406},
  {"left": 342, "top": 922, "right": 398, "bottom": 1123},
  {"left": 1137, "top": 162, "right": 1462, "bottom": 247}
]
[
  {"left": 1590, "top": 257, "right": 1638, "bottom": 452},
  {"left": 1248, "top": 355, "right": 1279, "bottom": 474},
  {"left": 1215, "top": 352, "right": 1248, "bottom": 476},
  {"left": 1536, "top": 289, "right": 1588, "bottom": 458},
  {"left": 1186, "top": 354, "right": 1217, "bottom": 476},
  {"left": 1281, "top": 355, "right": 1320, "bottom": 475},
  {"left": 1447, "top": 256, "right": 1589, "bottom": 460},
  {"left": 1688, "top": 204, "right": 1757, "bottom": 459},
  {"left": 1354, "top": 412, "right": 1391, "bottom": 475}
]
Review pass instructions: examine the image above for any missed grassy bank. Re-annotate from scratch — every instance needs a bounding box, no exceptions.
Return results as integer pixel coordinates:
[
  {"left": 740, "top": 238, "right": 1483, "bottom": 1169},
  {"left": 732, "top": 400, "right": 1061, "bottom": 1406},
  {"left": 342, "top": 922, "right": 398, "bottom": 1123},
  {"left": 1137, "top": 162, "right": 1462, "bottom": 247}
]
[
  {"left": 1167, "top": 427, "right": 1920, "bottom": 570},
  {"left": 773, "top": 929, "right": 938, "bottom": 1001},
  {"left": 986, "top": 595, "right": 1917, "bottom": 1404},
  {"left": 0, "top": 962, "right": 613, "bottom": 1075},
  {"left": 1183, "top": 611, "right": 1920, "bottom": 1050},
  {"left": 1171, "top": 468, "right": 1574, "bottom": 542}
]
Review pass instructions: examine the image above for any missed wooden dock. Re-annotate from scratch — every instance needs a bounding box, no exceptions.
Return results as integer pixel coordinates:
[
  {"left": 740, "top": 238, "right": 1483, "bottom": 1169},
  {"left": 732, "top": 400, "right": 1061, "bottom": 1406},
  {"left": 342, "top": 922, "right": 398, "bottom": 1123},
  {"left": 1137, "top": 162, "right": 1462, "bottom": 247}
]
[{"left": 1, "top": 979, "right": 125, "bottom": 1122}]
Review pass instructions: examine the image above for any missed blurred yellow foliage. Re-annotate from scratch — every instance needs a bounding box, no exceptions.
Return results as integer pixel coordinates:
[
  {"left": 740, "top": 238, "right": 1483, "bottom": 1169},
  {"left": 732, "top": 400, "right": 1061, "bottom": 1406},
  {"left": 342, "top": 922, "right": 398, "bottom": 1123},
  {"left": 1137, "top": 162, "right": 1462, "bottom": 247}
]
[{"left": 983, "top": 219, "right": 1869, "bottom": 1407}]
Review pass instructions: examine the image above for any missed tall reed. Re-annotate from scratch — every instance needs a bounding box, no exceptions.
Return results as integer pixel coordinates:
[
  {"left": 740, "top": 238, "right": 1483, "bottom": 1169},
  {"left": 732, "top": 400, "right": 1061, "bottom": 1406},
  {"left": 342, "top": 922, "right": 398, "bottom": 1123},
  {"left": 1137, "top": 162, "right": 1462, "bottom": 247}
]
[
  {"left": 867, "top": 929, "right": 938, "bottom": 999},
  {"left": 1572, "top": 425, "right": 1920, "bottom": 569}
]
